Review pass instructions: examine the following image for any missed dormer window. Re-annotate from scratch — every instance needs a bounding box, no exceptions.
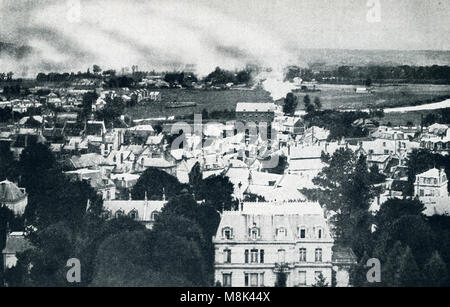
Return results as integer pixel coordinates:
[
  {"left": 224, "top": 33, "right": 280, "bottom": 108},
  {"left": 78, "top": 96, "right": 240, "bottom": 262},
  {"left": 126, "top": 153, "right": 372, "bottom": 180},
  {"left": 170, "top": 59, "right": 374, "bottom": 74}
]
[
  {"left": 128, "top": 209, "right": 138, "bottom": 220},
  {"left": 222, "top": 227, "right": 233, "bottom": 240},
  {"left": 316, "top": 227, "right": 323, "bottom": 239},
  {"left": 115, "top": 209, "right": 125, "bottom": 218},
  {"left": 151, "top": 211, "right": 159, "bottom": 221},
  {"left": 276, "top": 227, "right": 287, "bottom": 238},
  {"left": 299, "top": 226, "right": 306, "bottom": 239},
  {"left": 249, "top": 225, "right": 260, "bottom": 240}
]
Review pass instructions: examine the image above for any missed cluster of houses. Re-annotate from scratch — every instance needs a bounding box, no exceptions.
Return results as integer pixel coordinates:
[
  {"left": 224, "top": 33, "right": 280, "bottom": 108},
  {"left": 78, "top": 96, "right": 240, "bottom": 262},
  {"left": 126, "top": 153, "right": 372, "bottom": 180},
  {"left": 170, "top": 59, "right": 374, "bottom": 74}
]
[{"left": 2, "top": 90, "right": 450, "bottom": 286}]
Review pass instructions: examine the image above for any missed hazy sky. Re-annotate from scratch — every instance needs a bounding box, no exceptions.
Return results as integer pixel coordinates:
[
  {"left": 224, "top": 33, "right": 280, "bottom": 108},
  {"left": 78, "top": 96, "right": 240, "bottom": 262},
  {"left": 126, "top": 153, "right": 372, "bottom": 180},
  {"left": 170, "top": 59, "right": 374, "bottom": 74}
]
[{"left": 0, "top": 0, "right": 449, "bottom": 76}]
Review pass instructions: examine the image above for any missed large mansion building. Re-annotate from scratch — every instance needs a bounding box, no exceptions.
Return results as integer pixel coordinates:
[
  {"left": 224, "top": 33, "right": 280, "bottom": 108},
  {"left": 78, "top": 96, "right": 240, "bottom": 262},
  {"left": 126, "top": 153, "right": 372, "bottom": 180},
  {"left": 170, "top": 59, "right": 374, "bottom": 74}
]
[{"left": 213, "top": 201, "right": 342, "bottom": 287}]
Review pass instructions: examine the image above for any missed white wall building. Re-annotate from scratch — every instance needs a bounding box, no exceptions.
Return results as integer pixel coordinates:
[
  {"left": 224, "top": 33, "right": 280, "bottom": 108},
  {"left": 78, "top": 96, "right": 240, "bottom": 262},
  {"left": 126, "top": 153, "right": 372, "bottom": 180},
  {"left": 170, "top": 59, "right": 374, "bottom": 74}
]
[
  {"left": 414, "top": 168, "right": 450, "bottom": 215},
  {"left": 213, "top": 201, "right": 336, "bottom": 287}
]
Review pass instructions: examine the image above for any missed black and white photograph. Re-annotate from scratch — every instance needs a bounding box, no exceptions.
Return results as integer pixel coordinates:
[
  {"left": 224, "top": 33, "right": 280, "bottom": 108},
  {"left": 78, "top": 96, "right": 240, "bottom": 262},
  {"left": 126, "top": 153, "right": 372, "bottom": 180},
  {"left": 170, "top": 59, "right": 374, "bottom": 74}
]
[{"left": 0, "top": 0, "right": 450, "bottom": 296}]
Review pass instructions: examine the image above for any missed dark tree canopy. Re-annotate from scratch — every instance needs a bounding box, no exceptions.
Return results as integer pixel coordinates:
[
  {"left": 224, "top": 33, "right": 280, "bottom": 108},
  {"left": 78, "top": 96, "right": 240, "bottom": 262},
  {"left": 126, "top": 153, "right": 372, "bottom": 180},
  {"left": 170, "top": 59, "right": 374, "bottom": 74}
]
[{"left": 131, "top": 167, "right": 186, "bottom": 200}]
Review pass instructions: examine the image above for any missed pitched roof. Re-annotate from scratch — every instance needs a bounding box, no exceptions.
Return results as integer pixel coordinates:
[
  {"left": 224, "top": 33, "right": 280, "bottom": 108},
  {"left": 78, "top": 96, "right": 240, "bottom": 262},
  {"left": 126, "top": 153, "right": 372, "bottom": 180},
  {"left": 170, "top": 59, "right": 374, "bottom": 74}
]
[
  {"left": 215, "top": 202, "right": 332, "bottom": 242},
  {"left": 236, "top": 102, "right": 276, "bottom": 113},
  {"left": 103, "top": 200, "right": 166, "bottom": 221},
  {"left": 0, "top": 180, "right": 26, "bottom": 203},
  {"left": 417, "top": 168, "right": 441, "bottom": 178}
]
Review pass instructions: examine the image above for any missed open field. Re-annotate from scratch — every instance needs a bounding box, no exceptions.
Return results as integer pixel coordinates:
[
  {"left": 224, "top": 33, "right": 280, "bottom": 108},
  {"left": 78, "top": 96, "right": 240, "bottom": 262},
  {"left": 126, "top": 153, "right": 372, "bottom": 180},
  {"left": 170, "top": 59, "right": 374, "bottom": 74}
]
[
  {"left": 293, "top": 83, "right": 450, "bottom": 111},
  {"left": 125, "top": 88, "right": 272, "bottom": 119},
  {"left": 124, "top": 84, "right": 450, "bottom": 120}
]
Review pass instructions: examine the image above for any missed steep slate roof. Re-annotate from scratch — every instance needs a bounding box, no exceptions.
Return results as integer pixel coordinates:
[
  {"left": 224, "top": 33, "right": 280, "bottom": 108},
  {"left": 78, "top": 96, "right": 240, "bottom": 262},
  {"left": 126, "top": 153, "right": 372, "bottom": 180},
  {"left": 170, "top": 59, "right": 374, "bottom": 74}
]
[
  {"left": 236, "top": 102, "right": 276, "bottom": 113},
  {"left": 216, "top": 202, "right": 331, "bottom": 242}
]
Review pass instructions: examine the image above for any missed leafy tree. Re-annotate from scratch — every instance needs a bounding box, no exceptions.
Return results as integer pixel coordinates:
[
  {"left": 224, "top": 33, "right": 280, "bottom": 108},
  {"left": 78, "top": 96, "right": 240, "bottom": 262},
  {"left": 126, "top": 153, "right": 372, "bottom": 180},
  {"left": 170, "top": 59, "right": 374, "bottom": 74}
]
[
  {"left": 383, "top": 241, "right": 406, "bottom": 286},
  {"left": 374, "top": 198, "right": 425, "bottom": 234},
  {"left": 0, "top": 142, "right": 18, "bottom": 181},
  {"left": 131, "top": 167, "right": 186, "bottom": 200},
  {"left": 349, "top": 251, "right": 372, "bottom": 287},
  {"left": 381, "top": 215, "right": 434, "bottom": 268},
  {"left": 188, "top": 162, "right": 202, "bottom": 199},
  {"left": 368, "top": 164, "right": 386, "bottom": 184},
  {"left": 304, "top": 95, "right": 315, "bottom": 114},
  {"left": 197, "top": 175, "right": 236, "bottom": 212},
  {"left": 397, "top": 246, "right": 422, "bottom": 287},
  {"left": 423, "top": 251, "right": 448, "bottom": 287},
  {"left": 150, "top": 214, "right": 209, "bottom": 286},
  {"left": 314, "top": 97, "right": 322, "bottom": 110},
  {"left": 91, "top": 230, "right": 160, "bottom": 287},
  {"left": 243, "top": 193, "right": 266, "bottom": 202},
  {"left": 92, "top": 65, "right": 102, "bottom": 74},
  {"left": 15, "top": 222, "right": 76, "bottom": 286},
  {"left": 81, "top": 91, "right": 99, "bottom": 119},
  {"left": 313, "top": 272, "right": 329, "bottom": 287},
  {"left": 283, "top": 92, "right": 298, "bottom": 115},
  {"left": 302, "top": 149, "right": 375, "bottom": 257},
  {"left": 96, "top": 96, "right": 125, "bottom": 126}
]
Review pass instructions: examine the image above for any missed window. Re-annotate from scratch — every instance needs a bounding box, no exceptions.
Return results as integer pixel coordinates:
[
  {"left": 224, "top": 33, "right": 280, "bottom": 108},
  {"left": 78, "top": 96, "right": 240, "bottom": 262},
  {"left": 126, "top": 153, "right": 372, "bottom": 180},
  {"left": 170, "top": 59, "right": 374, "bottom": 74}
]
[
  {"left": 299, "top": 227, "right": 306, "bottom": 239},
  {"left": 299, "top": 248, "right": 306, "bottom": 262},
  {"left": 317, "top": 227, "right": 323, "bottom": 239},
  {"left": 298, "top": 271, "right": 306, "bottom": 285},
  {"left": 249, "top": 226, "right": 260, "bottom": 240},
  {"left": 251, "top": 249, "right": 258, "bottom": 263},
  {"left": 245, "top": 273, "right": 259, "bottom": 286},
  {"left": 315, "top": 248, "right": 322, "bottom": 262},
  {"left": 115, "top": 209, "right": 124, "bottom": 218},
  {"left": 224, "top": 249, "right": 231, "bottom": 263},
  {"left": 151, "top": 211, "right": 159, "bottom": 221},
  {"left": 260, "top": 250, "right": 264, "bottom": 264},
  {"left": 222, "top": 273, "right": 232, "bottom": 287},
  {"left": 245, "top": 250, "right": 249, "bottom": 263},
  {"left": 250, "top": 273, "right": 258, "bottom": 286},
  {"left": 278, "top": 249, "right": 286, "bottom": 263},
  {"left": 222, "top": 227, "right": 233, "bottom": 240},
  {"left": 128, "top": 209, "right": 138, "bottom": 220},
  {"left": 276, "top": 227, "right": 287, "bottom": 238}
]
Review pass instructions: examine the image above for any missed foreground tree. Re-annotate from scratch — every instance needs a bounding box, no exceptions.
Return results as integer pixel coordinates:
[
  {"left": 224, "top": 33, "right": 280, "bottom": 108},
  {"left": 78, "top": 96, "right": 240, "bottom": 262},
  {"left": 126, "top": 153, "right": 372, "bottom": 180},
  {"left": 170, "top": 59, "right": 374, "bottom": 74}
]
[
  {"left": 423, "top": 251, "right": 448, "bottom": 287},
  {"left": 302, "top": 149, "right": 375, "bottom": 257}
]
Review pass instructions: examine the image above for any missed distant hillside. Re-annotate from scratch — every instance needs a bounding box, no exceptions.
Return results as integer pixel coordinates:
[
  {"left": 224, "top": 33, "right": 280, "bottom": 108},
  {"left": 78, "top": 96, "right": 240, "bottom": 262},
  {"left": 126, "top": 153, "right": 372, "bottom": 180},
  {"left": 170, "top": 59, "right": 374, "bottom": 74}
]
[{"left": 296, "top": 49, "right": 450, "bottom": 68}]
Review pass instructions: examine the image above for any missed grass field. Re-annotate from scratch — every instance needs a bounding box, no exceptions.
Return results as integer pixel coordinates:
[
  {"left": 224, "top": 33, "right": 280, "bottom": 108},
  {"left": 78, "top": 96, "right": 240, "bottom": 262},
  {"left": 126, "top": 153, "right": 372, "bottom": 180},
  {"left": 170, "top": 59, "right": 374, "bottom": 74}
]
[
  {"left": 125, "top": 88, "right": 272, "bottom": 119},
  {"left": 124, "top": 83, "right": 450, "bottom": 121},
  {"left": 293, "top": 83, "right": 450, "bottom": 111}
]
